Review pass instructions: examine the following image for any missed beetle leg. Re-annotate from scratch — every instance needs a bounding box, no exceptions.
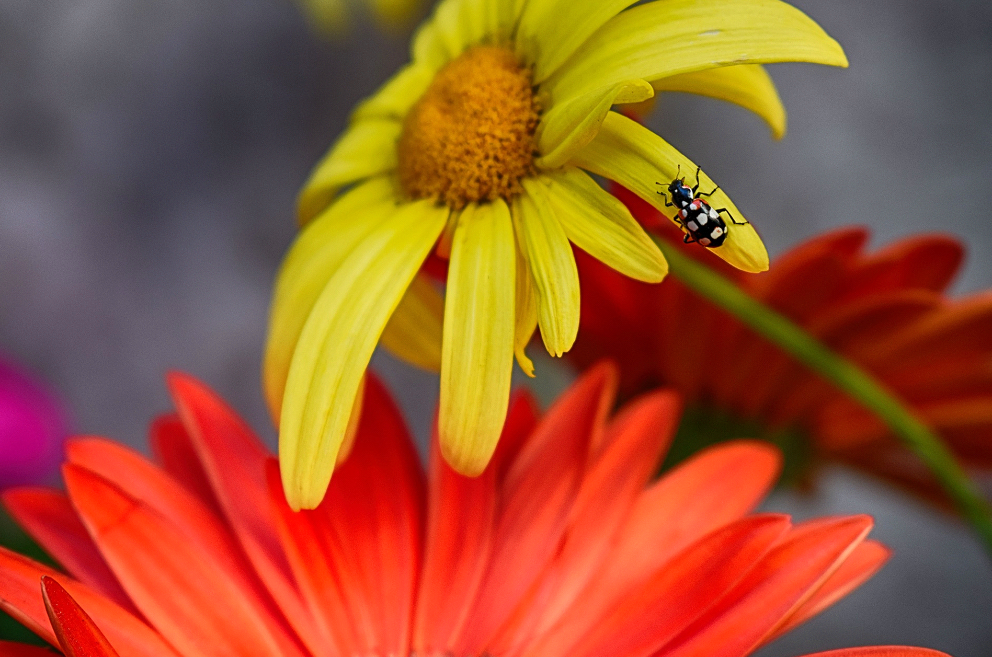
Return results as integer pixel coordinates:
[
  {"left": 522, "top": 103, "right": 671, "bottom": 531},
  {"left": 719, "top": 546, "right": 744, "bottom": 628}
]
[
  {"left": 691, "top": 166, "right": 702, "bottom": 193},
  {"left": 717, "top": 208, "right": 748, "bottom": 225},
  {"left": 656, "top": 183, "right": 675, "bottom": 207}
]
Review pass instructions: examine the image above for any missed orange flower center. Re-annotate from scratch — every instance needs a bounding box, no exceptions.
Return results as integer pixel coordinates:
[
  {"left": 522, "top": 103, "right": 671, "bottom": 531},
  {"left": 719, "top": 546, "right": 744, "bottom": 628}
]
[{"left": 397, "top": 46, "right": 541, "bottom": 210}]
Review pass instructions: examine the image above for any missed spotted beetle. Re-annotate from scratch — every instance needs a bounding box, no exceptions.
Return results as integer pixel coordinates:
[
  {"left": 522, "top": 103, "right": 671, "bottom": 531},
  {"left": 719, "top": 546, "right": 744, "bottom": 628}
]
[{"left": 657, "top": 166, "right": 746, "bottom": 248}]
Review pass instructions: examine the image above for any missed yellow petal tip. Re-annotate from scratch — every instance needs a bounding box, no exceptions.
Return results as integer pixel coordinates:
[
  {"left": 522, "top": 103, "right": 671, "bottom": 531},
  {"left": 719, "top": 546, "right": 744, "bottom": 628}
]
[
  {"left": 438, "top": 431, "right": 493, "bottom": 478},
  {"left": 515, "top": 348, "right": 536, "bottom": 377}
]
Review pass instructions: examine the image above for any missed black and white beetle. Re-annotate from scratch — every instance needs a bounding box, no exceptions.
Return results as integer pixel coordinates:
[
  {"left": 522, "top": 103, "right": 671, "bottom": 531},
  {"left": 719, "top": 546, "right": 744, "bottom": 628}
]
[{"left": 657, "top": 166, "right": 746, "bottom": 248}]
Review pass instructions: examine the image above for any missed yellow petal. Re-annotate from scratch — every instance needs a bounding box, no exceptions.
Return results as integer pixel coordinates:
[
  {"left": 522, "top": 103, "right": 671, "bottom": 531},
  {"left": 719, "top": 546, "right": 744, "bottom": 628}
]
[
  {"left": 545, "top": 0, "right": 847, "bottom": 104},
  {"left": 280, "top": 199, "right": 449, "bottom": 510},
  {"left": 379, "top": 273, "right": 445, "bottom": 372},
  {"left": 513, "top": 236, "right": 538, "bottom": 377},
  {"left": 535, "top": 79, "right": 654, "bottom": 170},
  {"left": 652, "top": 65, "right": 786, "bottom": 139},
  {"left": 297, "top": 119, "right": 401, "bottom": 225},
  {"left": 352, "top": 63, "right": 435, "bottom": 122},
  {"left": 439, "top": 200, "right": 516, "bottom": 476},
  {"left": 419, "top": 0, "right": 473, "bottom": 64},
  {"left": 410, "top": 16, "right": 450, "bottom": 71},
  {"left": 412, "top": 0, "right": 519, "bottom": 70},
  {"left": 571, "top": 111, "right": 768, "bottom": 273},
  {"left": 410, "top": 0, "right": 476, "bottom": 70},
  {"left": 515, "top": 0, "right": 636, "bottom": 82},
  {"left": 264, "top": 177, "right": 396, "bottom": 418},
  {"left": 514, "top": 178, "right": 580, "bottom": 357},
  {"left": 335, "top": 375, "right": 365, "bottom": 466},
  {"left": 544, "top": 167, "right": 667, "bottom": 282}
]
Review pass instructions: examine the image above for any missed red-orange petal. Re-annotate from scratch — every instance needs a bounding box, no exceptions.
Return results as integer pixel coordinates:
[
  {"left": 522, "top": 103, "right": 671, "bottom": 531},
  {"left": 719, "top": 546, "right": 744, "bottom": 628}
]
[
  {"left": 1, "top": 489, "right": 133, "bottom": 612},
  {"left": 0, "top": 547, "right": 178, "bottom": 657},
  {"left": 166, "top": 372, "right": 322, "bottom": 654},
  {"left": 270, "top": 377, "right": 425, "bottom": 657},
  {"left": 519, "top": 391, "right": 683, "bottom": 644},
  {"left": 42, "top": 576, "right": 121, "bottom": 657},
  {"left": 454, "top": 363, "right": 617, "bottom": 654},
  {"left": 490, "top": 390, "right": 541, "bottom": 482},
  {"left": 64, "top": 438, "right": 254, "bottom": 587},
  {"left": 843, "top": 234, "right": 963, "bottom": 298},
  {"left": 267, "top": 461, "right": 358, "bottom": 655},
  {"left": 521, "top": 443, "right": 779, "bottom": 657},
  {"left": 596, "top": 442, "right": 782, "bottom": 599},
  {"left": 522, "top": 515, "right": 791, "bottom": 657},
  {"left": 413, "top": 434, "right": 498, "bottom": 653},
  {"left": 761, "top": 539, "right": 890, "bottom": 644},
  {"left": 661, "top": 515, "right": 875, "bottom": 657},
  {"left": 875, "top": 293, "right": 992, "bottom": 366},
  {"left": 311, "top": 375, "right": 425, "bottom": 655},
  {"left": 148, "top": 414, "right": 223, "bottom": 517},
  {"left": 800, "top": 648, "right": 950, "bottom": 657},
  {"left": 413, "top": 389, "right": 540, "bottom": 654},
  {"left": 63, "top": 464, "right": 302, "bottom": 657}
]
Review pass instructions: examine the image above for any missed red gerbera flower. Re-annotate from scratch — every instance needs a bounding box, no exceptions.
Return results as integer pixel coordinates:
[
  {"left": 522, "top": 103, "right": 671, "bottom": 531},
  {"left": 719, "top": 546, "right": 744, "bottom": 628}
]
[
  {"left": 0, "top": 366, "right": 945, "bottom": 657},
  {"left": 571, "top": 187, "right": 992, "bottom": 499}
]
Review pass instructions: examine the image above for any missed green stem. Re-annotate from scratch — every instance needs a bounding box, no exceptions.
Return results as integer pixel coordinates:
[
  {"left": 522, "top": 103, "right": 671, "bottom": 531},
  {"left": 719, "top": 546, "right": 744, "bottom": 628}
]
[{"left": 655, "top": 238, "right": 992, "bottom": 557}]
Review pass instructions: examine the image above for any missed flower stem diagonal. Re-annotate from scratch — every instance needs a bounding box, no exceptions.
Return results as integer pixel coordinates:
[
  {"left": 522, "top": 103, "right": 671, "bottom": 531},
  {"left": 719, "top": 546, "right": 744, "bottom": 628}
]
[{"left": 654, "top": 237, "right": 992, "bottom": 559}]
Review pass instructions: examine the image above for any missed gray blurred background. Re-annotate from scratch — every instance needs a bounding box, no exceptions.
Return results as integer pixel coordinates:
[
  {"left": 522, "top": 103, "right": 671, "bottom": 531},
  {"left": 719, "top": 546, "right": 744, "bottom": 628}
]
[{"left": 1, "top": 0, "right": 991, "bottom": 654}]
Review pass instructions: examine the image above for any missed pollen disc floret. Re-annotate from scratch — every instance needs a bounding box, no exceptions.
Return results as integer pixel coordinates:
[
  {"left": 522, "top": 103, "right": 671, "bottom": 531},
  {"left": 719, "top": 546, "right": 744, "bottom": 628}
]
[{"left": 397, "top": 46, "right": 540, "bottom": 209}]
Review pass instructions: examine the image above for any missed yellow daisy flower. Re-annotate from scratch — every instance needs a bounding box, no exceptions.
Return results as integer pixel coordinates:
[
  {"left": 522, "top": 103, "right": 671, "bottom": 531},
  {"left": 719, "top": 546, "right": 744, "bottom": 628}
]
[{"left": 267, "top": 0, "right": 848, "bottom": 509}]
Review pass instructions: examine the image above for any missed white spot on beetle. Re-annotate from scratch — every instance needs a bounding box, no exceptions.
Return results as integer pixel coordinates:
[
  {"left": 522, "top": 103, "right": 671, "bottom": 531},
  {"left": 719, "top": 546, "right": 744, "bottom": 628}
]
[
  {"left": 697, "top": 213, "right": 708, "bottom": 225},
  {"left": 699, "top": 237, "right": 712, "bottom": 246},
  {"left": 687, "top": 221, "right": 698, "bottom": 231},
  {"left": 711, "top": 226, "right": 725, "bottom": 238}
]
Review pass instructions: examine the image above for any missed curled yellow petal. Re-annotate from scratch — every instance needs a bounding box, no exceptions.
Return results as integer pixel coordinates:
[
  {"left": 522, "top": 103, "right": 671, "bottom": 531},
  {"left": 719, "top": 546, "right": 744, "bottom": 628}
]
[
  {"left": 514, "top": 178, "right": 580, "bottom": 357},
  {"left": 297, "top": 119, "right": 401, "bottom": 225},
  {"left": 439, "top": 200, "right": 516, "bottom": 476},
  {"left": 546, "top": 0, "right": 847, "bottom": 104},
  {"left": 544, "top": 167, "right": 667, "bottom": 283},
  {"left": 279, "top": 199, "right": 449, "bottom": 510},
  {"left": 652, "top": 64, "right": 787, "bottom": 139},
  {"left": 264, "top": 177, "right": 396, "bottom": 419},
  {"left": 379, "top": 273, "right": 445, "bottom": 372},
  {"left": 536, "top": 79, "right": 654, "bottom": 170},
  {"left": 513, "top": 238, "right": 538, "bottom": 377},
  {"left": 571, "top": 111, "right": 768, "bottom": 273}
]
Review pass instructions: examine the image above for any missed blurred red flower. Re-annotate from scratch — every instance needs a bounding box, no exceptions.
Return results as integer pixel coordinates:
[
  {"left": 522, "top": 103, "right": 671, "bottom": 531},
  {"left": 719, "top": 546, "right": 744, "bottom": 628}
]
[
  {"left": 0, "top": 367, "right": 945, "bottom": 657},
  {"left": 571, "top": 186, "right": 992, "bottom": 499}
]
